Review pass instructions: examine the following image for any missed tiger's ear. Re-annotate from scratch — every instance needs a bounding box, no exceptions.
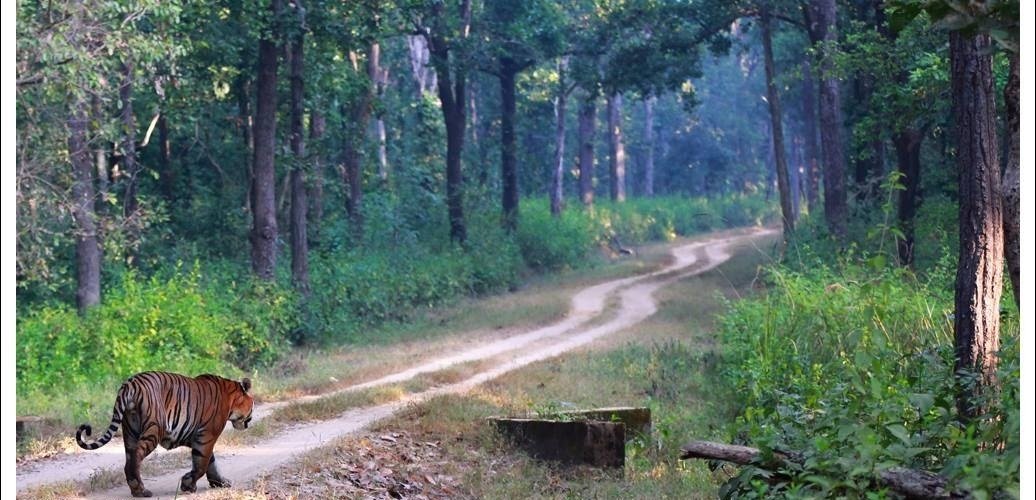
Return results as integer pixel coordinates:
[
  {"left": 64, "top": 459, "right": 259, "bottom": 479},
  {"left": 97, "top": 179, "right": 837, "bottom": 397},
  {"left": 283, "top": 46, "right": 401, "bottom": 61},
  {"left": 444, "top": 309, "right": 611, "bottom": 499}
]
[{"left": 240, "top": 378, "right": 252, "bottom": 393}]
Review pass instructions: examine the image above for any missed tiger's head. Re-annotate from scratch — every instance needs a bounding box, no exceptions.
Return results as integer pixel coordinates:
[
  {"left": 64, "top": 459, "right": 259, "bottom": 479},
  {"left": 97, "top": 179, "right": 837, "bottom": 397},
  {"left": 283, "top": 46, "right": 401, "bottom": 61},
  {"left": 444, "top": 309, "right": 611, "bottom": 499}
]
[{"left": 229, "top": 377, "right": 254, "bottom": 430}]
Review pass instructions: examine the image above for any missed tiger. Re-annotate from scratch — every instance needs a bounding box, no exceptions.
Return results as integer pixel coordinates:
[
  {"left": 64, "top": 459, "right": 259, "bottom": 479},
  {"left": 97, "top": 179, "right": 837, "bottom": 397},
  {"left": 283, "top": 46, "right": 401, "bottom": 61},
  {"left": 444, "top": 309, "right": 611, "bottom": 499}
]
[{"left": 75, "top": 371, "right": 254, "bottom": 498}]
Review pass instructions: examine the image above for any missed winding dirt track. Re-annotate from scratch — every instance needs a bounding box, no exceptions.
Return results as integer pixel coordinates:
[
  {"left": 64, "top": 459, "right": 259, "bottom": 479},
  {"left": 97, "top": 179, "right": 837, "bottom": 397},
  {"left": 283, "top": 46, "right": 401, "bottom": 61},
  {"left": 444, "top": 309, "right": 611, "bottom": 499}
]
[{"left": 15, "top": 228, "right": 776, "bottom": 499}]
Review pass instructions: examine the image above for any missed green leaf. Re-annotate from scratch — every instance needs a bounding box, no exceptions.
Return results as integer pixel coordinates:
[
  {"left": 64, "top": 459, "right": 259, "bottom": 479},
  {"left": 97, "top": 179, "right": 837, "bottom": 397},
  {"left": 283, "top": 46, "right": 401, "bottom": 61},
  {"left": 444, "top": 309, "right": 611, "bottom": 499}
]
[{"left": 886, "top": 424, "right": 912, "bottom": 446}]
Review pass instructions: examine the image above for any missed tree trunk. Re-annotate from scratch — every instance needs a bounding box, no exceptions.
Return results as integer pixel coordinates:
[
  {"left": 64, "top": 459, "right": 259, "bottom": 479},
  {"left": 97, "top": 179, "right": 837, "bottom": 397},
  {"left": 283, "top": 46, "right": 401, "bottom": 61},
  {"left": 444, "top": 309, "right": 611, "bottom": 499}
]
[
  {"left": 408, "top": 34, "right": 436, "bottom": 95},
  {"left": 801, "top": 60, "right": 821, "bottom": 211},
  {"left": 950, "top": 30, "right": 1003, "bottom": 420},
  {"left": 289, "top": 2, "right": 309, "bottom": 294},
  {"left": 642, "top": 97, "right": 656, "bottom": 197},
  {"left": 237, "top": 75, "right": 255, "bottom": 215},
  {"left": 500, "top": 58, "right": 519, "bottom": 231},
  {"left": 251, "top": 0, "right": 281, "bottom": 280},
  {"left": 813, "top": 0, "right": 848, "bottom": 237},
  {"left": 893, "top": 129, "right": 923, "bottom": 267},
  {"left": 578, "top": 96, "right": 596, "bottom": 207},
  {"left": 550, "top": 59, "right": 568, "bottom": 216},
  {"left": 427, "top": 0, "right": 471, "bottom": 244},
  {"left": 607, "top": 93, "right": 626, "bottom": 202},
  {"left": 1002, "top": 52, "right": 1019, "bottom": 308},
  {"left": 310, "top": 110, "right": 326, "bottom": 241},
  {"left": 157, "top": 113, "right": 175, "bottom": 204},
  {"left": 369, "top": 41, "right": 390, "bottom": 181},
  {"left": 761, "top": 10, "right": 795, "bottom": 237},
  {"left": 69, "top": 104, "right": 101, "bottom": 313},
  {"left": 119, "top": 61, "right": 141, "bottom": 258}
]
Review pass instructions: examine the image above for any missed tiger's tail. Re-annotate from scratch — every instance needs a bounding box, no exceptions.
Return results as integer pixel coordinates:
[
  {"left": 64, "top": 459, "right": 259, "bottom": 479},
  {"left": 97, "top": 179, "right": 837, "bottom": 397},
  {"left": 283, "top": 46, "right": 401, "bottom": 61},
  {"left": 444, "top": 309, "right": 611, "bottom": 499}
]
[{"left": 76, "top": 387, "right": 130, "bottom": 450}]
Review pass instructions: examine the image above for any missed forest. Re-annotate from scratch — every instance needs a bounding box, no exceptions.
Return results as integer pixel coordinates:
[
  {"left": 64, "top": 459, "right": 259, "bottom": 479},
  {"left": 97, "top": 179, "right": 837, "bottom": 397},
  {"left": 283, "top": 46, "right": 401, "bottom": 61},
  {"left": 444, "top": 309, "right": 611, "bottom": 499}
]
[{"left": 15, "top": 0, "right": 1020, "bottom": 498}]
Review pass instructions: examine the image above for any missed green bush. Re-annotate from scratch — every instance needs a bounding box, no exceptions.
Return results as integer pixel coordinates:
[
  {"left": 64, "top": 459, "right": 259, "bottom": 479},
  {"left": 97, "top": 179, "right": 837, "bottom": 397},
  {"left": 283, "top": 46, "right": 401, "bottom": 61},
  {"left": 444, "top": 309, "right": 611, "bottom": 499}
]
[{"left": 717, "top": 254, "right": 1019, "bottom": 498}]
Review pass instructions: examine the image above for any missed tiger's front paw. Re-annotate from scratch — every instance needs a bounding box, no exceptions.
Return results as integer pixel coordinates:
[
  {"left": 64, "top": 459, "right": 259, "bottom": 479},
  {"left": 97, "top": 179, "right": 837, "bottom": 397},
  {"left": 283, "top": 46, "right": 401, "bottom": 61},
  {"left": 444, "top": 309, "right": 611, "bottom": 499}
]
[{"left": 180, "top": 473, "right": 198, "bottom": 493}]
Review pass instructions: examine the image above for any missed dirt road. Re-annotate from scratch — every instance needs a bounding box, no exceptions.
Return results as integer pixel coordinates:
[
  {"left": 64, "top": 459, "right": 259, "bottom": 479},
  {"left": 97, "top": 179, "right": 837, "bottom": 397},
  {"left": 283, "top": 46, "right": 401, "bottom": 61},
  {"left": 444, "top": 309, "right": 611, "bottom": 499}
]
[{"left": 15, "top": 228, "right": 776, "bottom": 499}]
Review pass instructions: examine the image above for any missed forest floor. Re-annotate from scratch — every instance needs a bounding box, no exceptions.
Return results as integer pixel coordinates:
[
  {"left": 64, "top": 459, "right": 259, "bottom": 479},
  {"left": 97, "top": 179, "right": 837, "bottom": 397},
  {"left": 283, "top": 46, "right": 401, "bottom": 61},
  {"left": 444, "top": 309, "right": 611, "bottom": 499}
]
[{"left": 16, "top": 226, "right": 779, "bottom": 499}]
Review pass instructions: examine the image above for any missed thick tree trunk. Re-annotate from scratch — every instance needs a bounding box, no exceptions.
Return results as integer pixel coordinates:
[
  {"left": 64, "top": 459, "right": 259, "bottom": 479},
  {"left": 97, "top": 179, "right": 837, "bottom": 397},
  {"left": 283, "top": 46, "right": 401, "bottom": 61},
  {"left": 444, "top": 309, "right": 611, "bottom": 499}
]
[
  {"left": 578, "top": 96, "right": 596, "bottom": 207},
  {"left": 642, "top": 97, "right": 656, "bottom": 197},
  {"left": 408, "top": 35, "right": 436, "bottom": 95},
  {"left": 607, "top": 93, "right": 626, "bottom": 202},
  {"left": 550, "top": 59, "right": 568, "bottom": 216},
  {"left": 893, "top": 129, "right": 923, "bottom": 267},
  {"left": 289, "top": 3, "right": 309, "bottom": 294},
  {"left": 69, "top": 105, "right": 101, "bottom": 313},
  {"left": 500, "top": 59, "right": 520, "bottom": 231},
  {"left": 1002, "top": 53, "right": 1019, "bottom": 308},
  {"left": 761, "top": 10, "right": 795, "bottom": 237},
  {"left": 801, "top": 61, "right": 821, "bottom": 210},
  {"left": 813, "top": 0, "right": 848, "bottom": 237},
  {"left": 950, "top": 30, "right": 1003, "bottom": 420},
  {"left": 251, "top": 0, "right": 281, "bottom": 280}
]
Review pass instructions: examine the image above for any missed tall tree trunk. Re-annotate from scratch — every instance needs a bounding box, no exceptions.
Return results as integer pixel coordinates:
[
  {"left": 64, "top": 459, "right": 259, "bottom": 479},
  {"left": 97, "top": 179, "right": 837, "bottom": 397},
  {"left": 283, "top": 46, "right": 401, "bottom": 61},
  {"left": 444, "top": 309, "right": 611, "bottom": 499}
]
[
  {"left": 813, "top": 0, "right": 848, "bottom": 237},
  {"left": 761, "top": 10, "right": 795, "bottom": 237},
  {"left": 427, "top": 0, "right": 471, "bottom": 244},
  {"left": 1002, "top": 52, "right": 1019, "bottom": 308},
  {"left": 550, "top": 58, "right": 568, "bottom": 216},
  {"left": 251, "top": 0, "right": 281, "bottom": 280},
  {"left": 642, "top": 97, "right": 656, "bottom": 197},
  {"left": 369, "top": 41, "right": 389, "bottom": 181},
  {"left": 70, "top": 104, "right": 101, "bottom": 313},
  {"left": 119, "top": 61, "right": 141, "bottom": 257},
  {"left": 950, "top": 30, "right": 1003, "bottom": 420},
  {"left": 93, "top": 96, "right": 109, "bottom": 212},
  {"left": 893, "top": 129, "right": 923, "bottom": 266},
  {"left": 237, "top": 76, "right": 255, "bottom": 215},
  {"left": 408, "top": 34, "right": 436, "bottom": 95},
  {"left": 578, "top": 96, "right": 596, "bottom": 207},
  {"left": 500, "top": 58, "right": 519, "bottom": 231},
  {"left": 310, "top": 110, "right": 326, "bottom": 242},
  {"left": 289, "top": 2, "right": 309, "bottom": 294},
  {"left": 157, "top": 113, "right": 175, "bottom": 204},
  {"left": 801, "top": 60, "right": 821, "bottom": 210},
  {"left": 343, "top": 47, "right": 376, "bottom": 235},
  {"left": 607, "top": 93, "right": 626, "bottom": 202}
]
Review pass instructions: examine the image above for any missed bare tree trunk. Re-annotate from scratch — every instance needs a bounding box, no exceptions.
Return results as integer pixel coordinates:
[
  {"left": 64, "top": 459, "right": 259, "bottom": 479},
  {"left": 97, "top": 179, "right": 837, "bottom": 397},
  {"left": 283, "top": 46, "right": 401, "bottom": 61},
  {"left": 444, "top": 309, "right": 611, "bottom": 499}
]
[
  {"left": 607, "top": 93, "right": 626, "bottom": 202},
  {"left": 70, "top": 104, "right": 101, "bottom": 313},
  {"left": 369, "top": 41, "right": 390, "bottom": 181},
  {"left": 801, "top": 60, "right": 821, "bottom": 210},
  {"left": 251, "top": 0, "right": 282, "bottom": 280},
  {"left": 408, "top": 35, "right": 436, "bottom": 95},
  {"left": 237, "top": 76, "right": 255, "bottom": 215},
  {"left": 500, "top": 58, "right": 520, "bottom": 231},
  {"left": 642, "top": 97, "right": 656, "bottom": 197},
  {"left": 93, "top": 95, "right": 109, "bottom": 211},
  {"left": 427, "top": 0, "right": 471, "bottom": 244},
  {"left": 813, "top": 0, "right": 848, "bottom": 237},
  {"left": 289, "top": 1, "right": 309, "bottom": 294},
  {"left": 550, "top": 58, "right": 568, "bottom": 216},
  {"left": 157, "top": 113, "right": 175, "bottom": 204},
  {"left": 119, "top": 61, "right": 141, "bottom": 257},
  {"left": 1002, "top": 52, "right": 1019, "bottom": 308},
  {"left": 893, "top": 129, "right": 923, "bottom": 266},
  {"left": 578, "top": 96, "right": 596, "bottom": 207},
  {"left": 950, "top": 30, "right": 1003, "bottom": 420},
  {"left": 761, "top": 10, "right": 795, "bottom": 237}
]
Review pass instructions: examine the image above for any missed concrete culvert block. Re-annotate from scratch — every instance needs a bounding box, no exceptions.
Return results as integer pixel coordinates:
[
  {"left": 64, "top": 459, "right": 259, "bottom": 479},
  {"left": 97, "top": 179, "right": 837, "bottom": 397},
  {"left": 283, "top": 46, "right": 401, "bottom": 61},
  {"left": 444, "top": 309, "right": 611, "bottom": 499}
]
[{"left": 489, "top": 417, "right": 628, "bottom": 468}]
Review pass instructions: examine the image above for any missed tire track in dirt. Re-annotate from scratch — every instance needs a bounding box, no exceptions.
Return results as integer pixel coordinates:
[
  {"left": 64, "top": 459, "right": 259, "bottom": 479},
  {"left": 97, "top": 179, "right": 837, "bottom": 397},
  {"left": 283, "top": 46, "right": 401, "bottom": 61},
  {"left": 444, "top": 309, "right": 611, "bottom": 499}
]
[{"left": 17, "top": 228, "right": 776, "bottom": 499}]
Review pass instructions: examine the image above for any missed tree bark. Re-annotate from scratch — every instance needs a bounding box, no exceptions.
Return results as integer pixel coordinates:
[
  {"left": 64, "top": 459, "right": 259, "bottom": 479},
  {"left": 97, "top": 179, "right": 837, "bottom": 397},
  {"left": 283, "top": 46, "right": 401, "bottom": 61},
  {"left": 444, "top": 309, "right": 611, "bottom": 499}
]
[
  {"left": 427, "top": 0, "right": 471, "bottom": 244},
  {"left": 289, "top": 1, "right": 309, "bottom": 294},
  {"left": 1002, "top": 52, "right": 1019, "bottom": 308},
  {"left": 893, "top": 129, "right": 923, "bottom": 266},
  {"left": 801, "top": 60, "right": 821, "bottom": 211},
  {"left": 69, "top": 104, "right": 101, "bottom": 313},
  {"left": 310, "top": 110, "right": 326, "bottom": 241},
  {"left": 157, "top": 113, "right": 175, "bottom": 204},
  {"left": 500, "top": 58, "right": 520, "bottom": 231},
  {"left": 251, "top": 0, "right": 281, "bottom": 280},
  {"left": 578, "top": 96, "right": 596, "bottom": 207},
  {"left": 642, "top": 97, "right": 656, "bottom": 197},
  {"left": 607, "top": 93, "right": 626, "bottom": 202},
  {"left": 950, "top": 30, "right": 1003, "bottom": 420},
  {"left": 761, "top": 10, "right": 795, "bottom": 237},
  {"left": 550, "top": 58, "right": 568, "bottom": 216},
  {"left": 369, "top": 41, "right": 390, "bottom": 181},
  {"left": 813, "top": 0, "right": 848, "bottom": 237}
]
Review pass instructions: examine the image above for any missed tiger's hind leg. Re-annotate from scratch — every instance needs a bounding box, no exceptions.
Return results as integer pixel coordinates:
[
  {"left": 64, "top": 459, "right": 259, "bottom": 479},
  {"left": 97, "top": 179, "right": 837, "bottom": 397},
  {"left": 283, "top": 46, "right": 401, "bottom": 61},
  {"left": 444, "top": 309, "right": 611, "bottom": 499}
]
[
  {"left": 122, "top": 411, "right": 157, "bottom": 497},
  {"left": 206, "top": 453, "right": 232, "bottom": 488}
]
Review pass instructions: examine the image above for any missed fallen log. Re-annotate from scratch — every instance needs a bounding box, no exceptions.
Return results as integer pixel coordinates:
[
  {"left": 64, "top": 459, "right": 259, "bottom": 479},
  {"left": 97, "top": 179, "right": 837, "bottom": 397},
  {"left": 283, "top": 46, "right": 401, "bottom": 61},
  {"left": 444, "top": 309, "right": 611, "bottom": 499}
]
[{"left": 679, "top": 440, "right": 969, "bottom": 499}]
